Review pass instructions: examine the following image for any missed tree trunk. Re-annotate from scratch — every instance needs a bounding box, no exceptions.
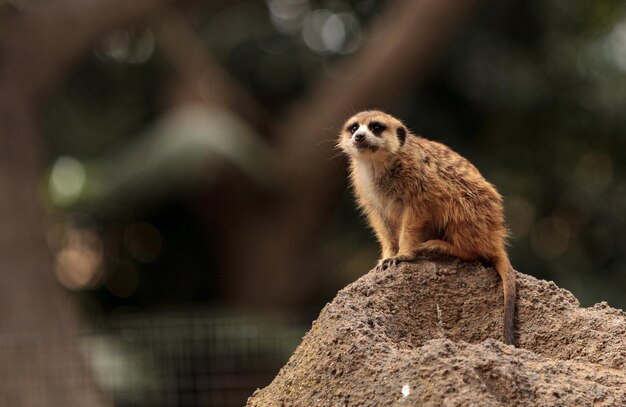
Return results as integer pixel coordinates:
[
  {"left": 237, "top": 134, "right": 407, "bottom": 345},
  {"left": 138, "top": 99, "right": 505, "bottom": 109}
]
[
  {"left": 0, "top": 1, "right": 187, "bottom": 404},
  {"left": 0, "top": 96, "right": 110, "bottom": 405}
]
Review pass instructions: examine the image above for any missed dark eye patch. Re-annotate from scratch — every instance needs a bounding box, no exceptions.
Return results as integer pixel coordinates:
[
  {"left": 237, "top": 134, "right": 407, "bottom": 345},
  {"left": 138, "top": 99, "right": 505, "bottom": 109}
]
[
  {"left": 369, "top": 121, "right": 386, "bottom": 135},
  {"left": 396, "top": 126, "right": 407, "bottom": 146},
  {"left": 347, "top": 122, "right": 359, "bottom": 134}
]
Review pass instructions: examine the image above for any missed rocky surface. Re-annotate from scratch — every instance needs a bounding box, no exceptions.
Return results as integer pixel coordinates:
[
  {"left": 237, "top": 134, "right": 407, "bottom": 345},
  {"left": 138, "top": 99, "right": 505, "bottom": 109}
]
[{"left": 247, "top": 254, "right": 626, "bottom": 406}]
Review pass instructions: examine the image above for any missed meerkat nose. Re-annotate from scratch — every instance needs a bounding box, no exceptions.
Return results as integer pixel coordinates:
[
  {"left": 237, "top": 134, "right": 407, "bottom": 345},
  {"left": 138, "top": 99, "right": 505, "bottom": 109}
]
[{"left": 354, "top": 133, "right": 365, "bottom": 142}]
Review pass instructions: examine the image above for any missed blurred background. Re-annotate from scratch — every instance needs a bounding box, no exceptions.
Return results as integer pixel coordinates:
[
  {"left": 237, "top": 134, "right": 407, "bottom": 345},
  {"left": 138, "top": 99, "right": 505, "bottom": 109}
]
[{"left": 2, "top": 0, "right": 626, "bottom": 405}]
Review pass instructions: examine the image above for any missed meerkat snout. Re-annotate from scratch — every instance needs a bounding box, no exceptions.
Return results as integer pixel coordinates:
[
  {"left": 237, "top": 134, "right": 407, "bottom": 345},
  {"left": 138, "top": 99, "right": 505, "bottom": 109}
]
[{"left": 349, "top": 128, "right": 377, "bottom": 153}]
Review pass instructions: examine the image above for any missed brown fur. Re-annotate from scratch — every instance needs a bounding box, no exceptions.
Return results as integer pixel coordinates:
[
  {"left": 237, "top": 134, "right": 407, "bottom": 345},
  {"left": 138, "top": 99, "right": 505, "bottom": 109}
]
[{"left": 338, "top": 110, "right": 516, "bottom": 345}]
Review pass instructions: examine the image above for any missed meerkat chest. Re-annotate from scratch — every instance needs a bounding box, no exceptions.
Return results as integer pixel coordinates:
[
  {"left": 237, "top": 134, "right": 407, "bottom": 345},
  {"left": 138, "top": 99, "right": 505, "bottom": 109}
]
[{"left": 352, "top": 161, "right": 404, "bottom": 220}]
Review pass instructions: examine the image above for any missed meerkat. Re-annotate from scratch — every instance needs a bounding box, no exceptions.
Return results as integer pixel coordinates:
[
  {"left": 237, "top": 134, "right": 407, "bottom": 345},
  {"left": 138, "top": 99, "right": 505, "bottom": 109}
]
[{"left": 338, "top": 110, "right": 516, "bottom": 345}]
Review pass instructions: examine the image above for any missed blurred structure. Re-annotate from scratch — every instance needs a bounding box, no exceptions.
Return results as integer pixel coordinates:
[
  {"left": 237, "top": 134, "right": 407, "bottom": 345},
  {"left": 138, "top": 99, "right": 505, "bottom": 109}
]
[
  {"left": 2, "top": 0, "right": 626, "bottom": 405},
  {"left": 1, "top": 311, "right": 306, "bottom": 407}
]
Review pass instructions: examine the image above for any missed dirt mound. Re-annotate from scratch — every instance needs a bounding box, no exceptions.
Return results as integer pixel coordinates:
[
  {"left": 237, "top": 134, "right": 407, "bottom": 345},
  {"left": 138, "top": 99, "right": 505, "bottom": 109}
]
[{"left": 246, "top": 254, "right": 626, "bottom": 406}]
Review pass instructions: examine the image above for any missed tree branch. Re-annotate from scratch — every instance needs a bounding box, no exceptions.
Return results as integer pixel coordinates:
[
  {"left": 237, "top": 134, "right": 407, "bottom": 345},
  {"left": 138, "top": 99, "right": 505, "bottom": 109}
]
[
  {"left": 150, "top": 7, "right": 274, "bottom": 133},
  {"left": 276, "top": 0, "right": 479, "bottom": 247}
]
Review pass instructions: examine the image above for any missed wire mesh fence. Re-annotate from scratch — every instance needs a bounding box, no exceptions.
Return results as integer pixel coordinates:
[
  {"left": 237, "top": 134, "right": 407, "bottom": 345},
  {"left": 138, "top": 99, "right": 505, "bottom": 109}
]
[{"left": 0, "top": 310, "right": 309, "bottom": 407}]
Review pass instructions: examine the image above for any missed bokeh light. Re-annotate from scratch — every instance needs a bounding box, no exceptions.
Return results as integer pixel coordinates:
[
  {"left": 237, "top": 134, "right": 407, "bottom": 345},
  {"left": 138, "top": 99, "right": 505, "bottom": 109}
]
[
  {"left": 302, "top": 9, "right": 361, "bottom": 54},
  {"left": 54, "top": 226, "right": 104, "bottom": 290},
  {"left": 603, "top": 20, "right": 626, "bottom": 71},
  {"left": 267, "top": 0, "right": 311, "bottom": 34},
  {"left": 97, "top": 29, "right": 155, "bottom": 64},
  {"left": 48, "top": 156, "right": 86, "bottom": 207}
]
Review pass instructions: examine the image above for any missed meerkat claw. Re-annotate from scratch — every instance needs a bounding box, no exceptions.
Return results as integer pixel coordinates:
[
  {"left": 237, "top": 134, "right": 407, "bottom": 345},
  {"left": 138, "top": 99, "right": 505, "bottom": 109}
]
[{"left": 379, "top": 255, "right": 415, "bottom": 271}]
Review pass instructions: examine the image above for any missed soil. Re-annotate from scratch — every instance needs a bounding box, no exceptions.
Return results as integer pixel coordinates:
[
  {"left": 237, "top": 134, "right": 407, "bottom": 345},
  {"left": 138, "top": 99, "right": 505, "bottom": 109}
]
[{"left": 246, "top": 254, "right": 626, "bottom": 406}]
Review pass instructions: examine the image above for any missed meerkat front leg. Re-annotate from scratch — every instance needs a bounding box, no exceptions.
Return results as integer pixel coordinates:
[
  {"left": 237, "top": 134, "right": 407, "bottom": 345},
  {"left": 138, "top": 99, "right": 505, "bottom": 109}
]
[
  {"left": 379, "top": 208, "right": 426, "bottom": 270},
  {"left": 372, "top": 213, "right": 398, "bottom": 258},
  {"left": 368, "top": 210, "right": 399, "bottom": 271}
]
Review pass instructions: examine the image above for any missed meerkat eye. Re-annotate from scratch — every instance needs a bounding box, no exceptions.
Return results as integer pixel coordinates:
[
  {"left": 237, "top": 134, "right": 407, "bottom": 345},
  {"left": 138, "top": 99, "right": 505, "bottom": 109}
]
[
  {"left": 348, "top": 123, "right": 359, "bottom": 134},
  {"left": 369, "top": 122, "right": 386, "bottom": 134}
]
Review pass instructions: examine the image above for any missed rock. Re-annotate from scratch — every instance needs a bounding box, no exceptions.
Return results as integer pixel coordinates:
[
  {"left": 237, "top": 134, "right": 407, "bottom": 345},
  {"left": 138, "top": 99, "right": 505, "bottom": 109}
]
[{"left": 246, "top": 254, "right": 626, "bottom": 406}]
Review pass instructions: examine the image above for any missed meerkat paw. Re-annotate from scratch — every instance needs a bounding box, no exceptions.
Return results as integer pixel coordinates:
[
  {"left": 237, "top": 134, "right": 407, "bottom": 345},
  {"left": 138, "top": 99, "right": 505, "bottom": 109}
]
[
  {"left": 376, "top": 255, "right": 415, "bottom": 271},
  {"left": 375, "top": 257, "right": 392, "bottom": 271}
]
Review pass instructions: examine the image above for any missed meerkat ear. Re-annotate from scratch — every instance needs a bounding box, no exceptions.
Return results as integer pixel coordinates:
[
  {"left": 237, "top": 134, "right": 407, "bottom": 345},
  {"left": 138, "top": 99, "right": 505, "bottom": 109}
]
[{"left": 396, "top": 126, "right": 407, "bottom": 146}]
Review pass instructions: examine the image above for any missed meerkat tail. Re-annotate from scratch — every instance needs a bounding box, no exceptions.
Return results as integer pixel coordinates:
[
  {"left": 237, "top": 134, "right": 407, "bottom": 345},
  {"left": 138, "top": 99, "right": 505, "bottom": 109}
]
[{"left": 494, "top": 254, "right": 516, "bottom": 345}]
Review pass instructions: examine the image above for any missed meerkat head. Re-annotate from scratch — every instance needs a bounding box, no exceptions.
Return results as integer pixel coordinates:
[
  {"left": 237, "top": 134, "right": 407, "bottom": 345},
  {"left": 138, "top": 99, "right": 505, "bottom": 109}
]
[{"left": 338, "top": 110, "right": 408, "bottom": 160}]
